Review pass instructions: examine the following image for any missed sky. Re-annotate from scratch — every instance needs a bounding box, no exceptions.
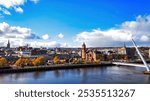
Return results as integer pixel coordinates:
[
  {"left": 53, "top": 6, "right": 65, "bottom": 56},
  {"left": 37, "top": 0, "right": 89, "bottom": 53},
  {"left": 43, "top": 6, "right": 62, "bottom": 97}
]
[{"left": 0, "top": 0, "right": 150, "bottom": 48}]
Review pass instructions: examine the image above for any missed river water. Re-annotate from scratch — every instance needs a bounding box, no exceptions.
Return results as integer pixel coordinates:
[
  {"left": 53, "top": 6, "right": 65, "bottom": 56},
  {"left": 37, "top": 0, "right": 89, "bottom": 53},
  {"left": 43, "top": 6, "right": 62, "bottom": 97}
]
[{"left": 0, "top": 66, "right": 150, "bottom": 84}]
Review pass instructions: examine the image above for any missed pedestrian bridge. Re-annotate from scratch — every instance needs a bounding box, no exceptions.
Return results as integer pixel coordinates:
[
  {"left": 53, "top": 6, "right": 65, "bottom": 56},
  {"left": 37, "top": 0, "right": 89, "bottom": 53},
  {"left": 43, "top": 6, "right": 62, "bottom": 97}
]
[
  {"left": 112, "top": 62, "right": 148, "bottom": 68},
  {"left": 112, "top": 38, "right": 150, "bottom": 73}
]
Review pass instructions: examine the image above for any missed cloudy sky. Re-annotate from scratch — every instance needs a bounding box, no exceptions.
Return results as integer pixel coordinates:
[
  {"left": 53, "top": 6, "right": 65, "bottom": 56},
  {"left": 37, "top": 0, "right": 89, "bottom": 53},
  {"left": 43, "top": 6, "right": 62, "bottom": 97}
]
[{"left": 0, "top": 0, "right": 150, "bottom": 48}]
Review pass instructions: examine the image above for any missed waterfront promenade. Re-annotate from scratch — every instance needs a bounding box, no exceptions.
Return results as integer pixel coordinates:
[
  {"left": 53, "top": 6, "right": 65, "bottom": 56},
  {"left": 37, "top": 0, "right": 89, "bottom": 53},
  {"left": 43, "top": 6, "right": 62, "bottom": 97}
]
[{"left": 0, "top": 62, "right": 112, "bottom": 74}]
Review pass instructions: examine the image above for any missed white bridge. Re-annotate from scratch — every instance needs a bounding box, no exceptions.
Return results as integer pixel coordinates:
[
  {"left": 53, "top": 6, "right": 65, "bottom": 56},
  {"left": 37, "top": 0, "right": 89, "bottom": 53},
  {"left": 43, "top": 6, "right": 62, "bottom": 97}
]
[
  {"left": 112, "top": 37, "right": 150, "bottom": 73},
  {"left": 112, "top": 62, "right": 148, "bottom": 68}
]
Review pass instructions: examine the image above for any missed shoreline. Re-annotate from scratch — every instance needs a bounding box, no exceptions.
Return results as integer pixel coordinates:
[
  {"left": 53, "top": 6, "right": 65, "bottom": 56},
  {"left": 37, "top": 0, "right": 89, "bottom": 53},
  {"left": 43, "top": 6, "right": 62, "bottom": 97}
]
[
  {"left": 0, "top": 62, "right": 113, "bottom": 74},
  {"left": 0, "top": 60, "right": 148, "bottom": 74}
]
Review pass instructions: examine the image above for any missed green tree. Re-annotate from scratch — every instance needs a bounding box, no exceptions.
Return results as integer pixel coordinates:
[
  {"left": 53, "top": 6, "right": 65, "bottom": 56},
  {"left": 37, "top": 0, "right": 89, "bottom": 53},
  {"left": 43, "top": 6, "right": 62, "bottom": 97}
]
[{"left": 107, "top": 55, "right": 113, "bottom": 61}]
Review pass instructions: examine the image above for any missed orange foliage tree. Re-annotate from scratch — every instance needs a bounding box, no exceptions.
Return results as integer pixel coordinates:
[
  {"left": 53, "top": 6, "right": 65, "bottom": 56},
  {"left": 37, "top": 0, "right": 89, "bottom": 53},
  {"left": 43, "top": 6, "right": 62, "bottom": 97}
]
[
  {"left": 15, "top": 56, "right": 46, "bottom": 67},
  {"left": 93, "top": 60, "right": 101, "bottom": 64},
  {"left": 53, "top": 56, "right": 60, "bottom": 64},
  {"left": 0, "top": 57, "right": 8, "bottom": 67},
  {"left": 32, "top": 56, "right": 46, "bottom": 66},
  {"left": 72, "top": 59, "right": 85, "bottom": 64},
  {"left": 15, "top": 58, "right": 32, "bottom": 67},
  {"left": 15, "top": 58, "right": 25, "bottom": 67},
  {"left": 60, "top": 60, "right": 65, "bottom": 64},
  {"left": 24, "top": 58, "right": 31, "bottom": 65}
]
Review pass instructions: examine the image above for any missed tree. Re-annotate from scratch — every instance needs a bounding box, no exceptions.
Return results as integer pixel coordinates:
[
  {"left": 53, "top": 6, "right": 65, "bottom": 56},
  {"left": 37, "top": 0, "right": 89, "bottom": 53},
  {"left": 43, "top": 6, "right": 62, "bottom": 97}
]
[
  {"left": 32, "top": 59, "right": 40, "bottom": 66},
  {"left": 60, "top": 60, "right": 65, "bottom": 64},
  {"left": 72, "top": 59, "right": 78, "bottom": 64},
  {"left": 107, "top": 55, "right": 113, "bottom": 61},
  {"left": 124, "top": 55, "right": 129, "bottom": 62},
  {"left": 116, "top": 54, "right": 129, "bottom": 61},
  {"left": 32, "top": 56, "right": 46, "bottom": 66},
  {"left": 0, "top": 57, "right": 8, "bottom": 67},
  {"left": 15, "top": 58, "right": 25, "bottom": 67},
  {"left": 24, "top": 58, "right": 31, "bottom": 66},
  {"left": 82, "top": 59, "right": 87, "bottom": 64},
  {"left": 72, "top": 59, "right": 86, "bottom": 64},
  {"left": 93, "top": 60, "right": 101, "bottom": 64},
  {"left": 15, "top": 58, "right": 33, "bottom": 67},
  {"left": 53, "top": 56, "right": 60, "bottom": 64}
]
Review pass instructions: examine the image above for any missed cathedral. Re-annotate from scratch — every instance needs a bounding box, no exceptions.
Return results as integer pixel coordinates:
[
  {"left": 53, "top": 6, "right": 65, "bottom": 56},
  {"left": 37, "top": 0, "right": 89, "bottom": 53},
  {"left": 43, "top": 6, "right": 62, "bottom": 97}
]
[{"left": 81, "top": 43, "right": 99, "bottom": 62}]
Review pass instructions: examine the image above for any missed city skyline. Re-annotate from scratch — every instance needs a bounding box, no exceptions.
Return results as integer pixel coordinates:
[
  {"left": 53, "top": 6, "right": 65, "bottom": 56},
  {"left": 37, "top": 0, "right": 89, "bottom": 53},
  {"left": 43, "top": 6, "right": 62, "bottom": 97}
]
[{"left": 0, "top": 0, "right": 150, "bottom": 48}]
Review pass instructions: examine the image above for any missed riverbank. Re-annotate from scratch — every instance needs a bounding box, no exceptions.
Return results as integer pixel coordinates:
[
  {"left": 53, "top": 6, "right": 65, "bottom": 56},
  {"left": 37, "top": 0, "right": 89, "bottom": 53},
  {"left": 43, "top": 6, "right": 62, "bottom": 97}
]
[{"left": 0, "top": 62, "right": 113, "bottom": 74}]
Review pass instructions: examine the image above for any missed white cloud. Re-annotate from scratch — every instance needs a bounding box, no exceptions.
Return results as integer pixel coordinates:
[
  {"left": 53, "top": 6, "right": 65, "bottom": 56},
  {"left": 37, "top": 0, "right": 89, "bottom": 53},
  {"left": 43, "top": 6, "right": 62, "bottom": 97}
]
[
  {"left": 0, "top": 22, "right": 39, "bottom": 39},
  {"left": 0, "top": 0, "right": 26, "bottom": 8},
  {"left": 140, "top": 35, "right": 149, "bottom": 42},
  {"left": 0, "top": 22, "right": 68, "bottom": 48},
  {"left": 42, "top": 34, "right": 49, "bottom": 40},
  {"left": 0, "top": 0, "right": 39, "bottom": 15},
  {"left": 75, "top": 15, "right": 150, "bottom": 47},
  {"left": 0, "top": 7, "right": 11, "bottom": 15},
  {"left": 0, "top": 39, "right": 69, "bottom": 48},
  {"left": 58, "top": 33, "right": 64, "bottom": 39},
  {"left": 14, "top": 7, "right": 23, "bottom": 13},
  {"left": 1, "top": 15, "right": 150, "bottom": 48},
  {"left": 30, "top": 0, "right": 39, "bottom": 4},
  {"left": 61, "top": 42, "right": 68, "bottom": 47},
  {"left": 30, "top": 41, "right": 69, "bottom": 48},
  {"left": 30, "top": 41, "right": 61, "bottom": 48}
]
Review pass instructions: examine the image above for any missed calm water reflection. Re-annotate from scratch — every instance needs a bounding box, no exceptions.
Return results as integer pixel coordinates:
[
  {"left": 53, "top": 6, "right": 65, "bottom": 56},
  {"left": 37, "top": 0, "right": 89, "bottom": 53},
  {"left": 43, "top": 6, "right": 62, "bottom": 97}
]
[{"left": 0, "top": 66, "right": 150, "bottom": 84}]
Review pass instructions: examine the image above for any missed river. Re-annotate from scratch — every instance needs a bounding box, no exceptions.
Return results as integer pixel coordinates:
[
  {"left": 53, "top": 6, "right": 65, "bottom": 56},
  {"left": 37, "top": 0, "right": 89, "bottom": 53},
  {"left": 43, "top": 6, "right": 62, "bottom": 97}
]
[{"left": 0, "top": 66, "right": 150, "bottom": 84}]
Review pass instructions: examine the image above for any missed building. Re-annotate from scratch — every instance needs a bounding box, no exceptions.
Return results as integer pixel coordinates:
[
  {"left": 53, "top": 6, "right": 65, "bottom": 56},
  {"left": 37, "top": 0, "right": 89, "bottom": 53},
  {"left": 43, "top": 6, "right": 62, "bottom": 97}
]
[
  {"left": 0, "top": 50, "right": 5, "bottom": 56},
  {"left": 117, "top": 45, "right": 136, "bottom": 59},
  {"left": 81, "top": 42, "right": 86, "bottom": 60},
  {"left": 81, "top": 43, "right": 100, "bottom": 62},
  {"left": 149, "top": 49, "right": 150, "bottom": 58}
]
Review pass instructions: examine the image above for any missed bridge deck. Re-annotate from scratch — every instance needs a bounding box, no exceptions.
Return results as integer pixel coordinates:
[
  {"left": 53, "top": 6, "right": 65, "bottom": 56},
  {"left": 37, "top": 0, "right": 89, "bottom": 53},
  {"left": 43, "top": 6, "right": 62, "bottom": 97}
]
[{"left": 112, "top": 62, "right": 147, "bottom": 68}]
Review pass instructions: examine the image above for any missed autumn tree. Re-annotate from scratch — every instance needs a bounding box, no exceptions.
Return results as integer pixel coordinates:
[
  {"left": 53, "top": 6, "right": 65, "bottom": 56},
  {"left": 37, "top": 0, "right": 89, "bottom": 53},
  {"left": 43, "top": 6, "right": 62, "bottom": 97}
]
[
  {"left": 60, "top": 60, "right": 65, "bottom": 64},
  {"left": 72, "top": 59, "right": 86, "bottom": 64},
  {"left": 0, "top": 57, "right": 8, "bottom": 67},
  {"left": 72, "top": 59, "right": 78, "bottom": 64},
  {"left": 24, "top": 58, "right": 31, "bottom": 66},
  {"left": 82, "top": 59, "right": 87, "bottom": 64},
  {"left": 31, "top": 58, "right": 36, "bottom": 65},
  {"left": 124, "top": 55, "right": 129, "bottom": 62},
  {"left": 32, "top": 56, "right": 46, "bottom": 66},
  {"left": 93, "top": 60, "right": 101, "bottom": 64},
  {"left": 53, "top": 56, "right": 60, "bottom": 64},
  {"left": 15, "top": 58, "right": 25, "bottom": 67},
  {"left": 15, "top": 58, "right": 32, "bottom": 67}
]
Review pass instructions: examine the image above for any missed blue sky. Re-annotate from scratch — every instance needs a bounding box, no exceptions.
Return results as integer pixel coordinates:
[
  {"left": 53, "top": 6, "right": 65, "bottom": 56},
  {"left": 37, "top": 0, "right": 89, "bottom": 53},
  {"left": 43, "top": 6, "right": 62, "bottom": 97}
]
[{"left": 0, "top": 0, "right": 150, "bottom": 47}]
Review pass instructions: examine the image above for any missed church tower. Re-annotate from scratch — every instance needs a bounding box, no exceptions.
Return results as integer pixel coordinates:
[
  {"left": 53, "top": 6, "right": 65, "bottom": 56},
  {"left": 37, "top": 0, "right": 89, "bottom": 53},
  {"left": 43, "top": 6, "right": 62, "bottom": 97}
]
[
  {"left": 81, "top": 42, "right": 86, "bottom": 60},
  {"left": 7, "top": 40, "right": 10, "bottom": 49}
]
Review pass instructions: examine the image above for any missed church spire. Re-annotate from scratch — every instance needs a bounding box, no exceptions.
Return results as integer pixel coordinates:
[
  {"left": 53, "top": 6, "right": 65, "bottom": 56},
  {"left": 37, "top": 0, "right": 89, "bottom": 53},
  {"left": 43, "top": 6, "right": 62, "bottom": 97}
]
[
  {"left": 82, "top": 42, "right": 86, "bottom": 49},
  {"left": 7, "top": 40, "right": 10, "bottom": 49}
]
